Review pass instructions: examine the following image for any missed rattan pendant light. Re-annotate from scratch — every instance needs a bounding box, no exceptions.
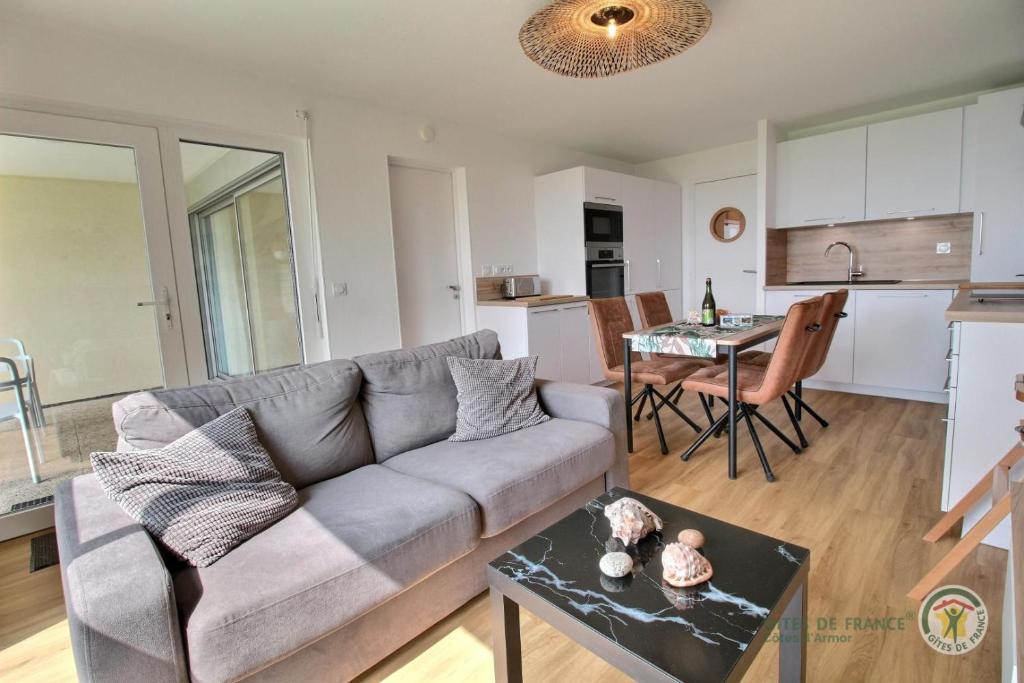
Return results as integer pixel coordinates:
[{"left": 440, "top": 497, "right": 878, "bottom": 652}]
[{"left": 519, "top": 0, "right": 712, "bottom": 78}]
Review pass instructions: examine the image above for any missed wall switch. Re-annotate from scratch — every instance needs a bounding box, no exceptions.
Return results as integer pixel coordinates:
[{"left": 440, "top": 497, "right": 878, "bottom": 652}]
[
  {"left": 497, "top": 264, "right": 513, "bottom": 274},
  {"left": 331, "top": 282, "right": 348, "bottom": 297},
  {"left": 936, "top": 242, "right": 951, "bottom": 254},
  {"left": 481, "top": 265, "right": 493, "bottom": 276}
]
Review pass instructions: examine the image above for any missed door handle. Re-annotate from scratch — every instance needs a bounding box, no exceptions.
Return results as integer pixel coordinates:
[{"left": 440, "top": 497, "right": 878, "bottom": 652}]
[
  {"left": 447, "top": 284, "right": 460, "bottom": 299},
  {"left": 742, "top": 269, "right": 757, "bottom": 274},
  {"left": 137, "top": 287, "right": 172, "bottom": 328}
]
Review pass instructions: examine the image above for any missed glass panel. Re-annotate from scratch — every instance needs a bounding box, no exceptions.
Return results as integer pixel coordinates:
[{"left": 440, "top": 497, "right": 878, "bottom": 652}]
[
  {"left": 0, "top": 133, "right": 165, "bottom": 515},
  {"left": 182, "top": 141, "right": 302, "bottom": 379},
  {"left": 235, "top": 177, "right": 302, "bottom": 372}
]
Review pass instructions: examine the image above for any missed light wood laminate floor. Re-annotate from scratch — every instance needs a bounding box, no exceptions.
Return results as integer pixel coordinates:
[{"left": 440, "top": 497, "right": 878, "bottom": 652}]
[{"left": 0, "top": 388, "right": 1007, "bottom": 682}]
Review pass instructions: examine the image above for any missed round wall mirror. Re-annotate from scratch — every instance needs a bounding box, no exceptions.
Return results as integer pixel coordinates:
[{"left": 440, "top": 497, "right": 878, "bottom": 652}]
[{"left": 710, "top": 207, "right": 746, "bottom": 243}]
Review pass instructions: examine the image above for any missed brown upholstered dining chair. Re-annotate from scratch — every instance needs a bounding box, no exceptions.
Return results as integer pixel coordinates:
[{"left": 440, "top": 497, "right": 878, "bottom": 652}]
[
  {"left": 634, "top": 291, "right": 713, "bottom": 415},
  {"left": 680, "top": 296, "right": 824, "bottom": 481},
  {"left": 588, "top": 297, "right": 708, "bottom": 455},
  {"left": 736, "top": 289, "right": 849, "bottom": 446}
]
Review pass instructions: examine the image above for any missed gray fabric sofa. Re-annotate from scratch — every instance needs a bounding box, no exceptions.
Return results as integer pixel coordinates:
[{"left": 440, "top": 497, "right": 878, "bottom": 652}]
[{"left": 54, "top": 330, "right": 627, "bottom": 683}]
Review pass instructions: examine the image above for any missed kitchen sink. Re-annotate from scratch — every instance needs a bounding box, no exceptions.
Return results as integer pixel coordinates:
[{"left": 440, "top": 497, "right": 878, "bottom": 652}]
[{"left": 785, "top": 279, "right": 903, "bottom": 286}]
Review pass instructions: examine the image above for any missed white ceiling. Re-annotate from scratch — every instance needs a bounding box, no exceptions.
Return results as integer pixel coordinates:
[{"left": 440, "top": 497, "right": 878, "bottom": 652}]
[{"left": 4, "top": 0, "right": 1024, "bottom": 162}]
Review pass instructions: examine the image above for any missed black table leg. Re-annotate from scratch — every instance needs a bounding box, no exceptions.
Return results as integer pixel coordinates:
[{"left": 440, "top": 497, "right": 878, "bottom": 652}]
[
  {"left": 490, "top": 587, "right": 522, "bottom": 683},
  {"left": 778, "top": 578, "right": 807, "bottom": 682},
  {"left": 728, "top": 346, "right": 738, "bottom": 479},
  {"left": 623, "top": 338, "right": 633, "bottom": 453}
]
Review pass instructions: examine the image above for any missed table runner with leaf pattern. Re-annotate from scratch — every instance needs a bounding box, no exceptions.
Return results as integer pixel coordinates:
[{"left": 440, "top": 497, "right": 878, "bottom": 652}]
[{"left": 629, "top": 315, "right": 784, "bottom": 358}]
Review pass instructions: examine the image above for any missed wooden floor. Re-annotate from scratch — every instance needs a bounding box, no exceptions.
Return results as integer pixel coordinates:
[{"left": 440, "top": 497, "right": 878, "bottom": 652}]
[{"left": 0, "top": 388, "right": 1007, "bottom": 682}]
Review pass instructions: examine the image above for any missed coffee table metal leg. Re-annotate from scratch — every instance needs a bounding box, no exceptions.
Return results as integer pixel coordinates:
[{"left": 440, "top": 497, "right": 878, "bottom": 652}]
[
  {"left": 778, "top": 579, "right": 807, "bottom": 683},
  {"left": 727, "top": 345, "right": 738, "bottom": 479},
  {"left": 624, "top": 338, "right": 633, "bottom": 453},
  {"left": 490, "top": 587, "right": 522, "bottom": 683}
]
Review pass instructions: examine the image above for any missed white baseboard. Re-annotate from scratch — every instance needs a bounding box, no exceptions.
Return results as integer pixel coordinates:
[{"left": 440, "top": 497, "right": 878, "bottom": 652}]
[
  {"left": 801, "top": 379, "right": 948, "bottom": 404},
  {"left": 0, "top": 504, "right": 55, "bottom": 542}
]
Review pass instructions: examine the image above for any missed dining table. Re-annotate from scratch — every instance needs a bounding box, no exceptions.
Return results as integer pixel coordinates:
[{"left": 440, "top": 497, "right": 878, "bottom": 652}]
[{"left": 622, "top": 315, "right": 786, "bottom": 479}]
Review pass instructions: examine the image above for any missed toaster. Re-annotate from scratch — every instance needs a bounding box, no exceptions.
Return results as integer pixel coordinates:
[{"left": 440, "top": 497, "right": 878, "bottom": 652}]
[{"left": 502, "top": 275, "right": 541, "bottom": 299}]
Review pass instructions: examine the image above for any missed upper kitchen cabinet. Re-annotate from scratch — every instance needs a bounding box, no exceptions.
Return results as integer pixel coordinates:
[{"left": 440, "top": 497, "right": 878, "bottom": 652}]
[
  {"left": 865, "top": 108, "right": 963, "bottom": 220},
  {"left": 584, "top": 167, "right": 623, "bottom": 205},
  {"left": 971, "top": 86, "right": 1024, "bottom": 282},
  {"left": 775, "top": 126, "right": 867, "bottom": 227},
  {"left": 654, "top": 182, "right": 682, "bottom": 291},
  {"left": 622, "top": 174, "right": 658, "bottom": 293}
]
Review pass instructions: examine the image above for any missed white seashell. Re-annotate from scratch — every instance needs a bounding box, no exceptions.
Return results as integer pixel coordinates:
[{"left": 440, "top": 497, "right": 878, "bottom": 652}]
[
  {"left": 662, "top": 542, "right": 713, "bottom": 588},
  {"left": 599, "top": 551, "right": 634, "bottom": 578},
  {"left": 604, "top": 497, "right": 663, "bottom": 546}
]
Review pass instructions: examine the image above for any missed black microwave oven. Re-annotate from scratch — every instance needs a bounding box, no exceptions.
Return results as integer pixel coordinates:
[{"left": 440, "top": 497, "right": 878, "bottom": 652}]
[{"left": 584, "top": 202, "right": 623, "bottom": 244}]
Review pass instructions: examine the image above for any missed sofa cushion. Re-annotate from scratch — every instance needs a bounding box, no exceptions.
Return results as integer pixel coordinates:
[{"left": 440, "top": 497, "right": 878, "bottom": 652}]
[
  {"left": 113, "top": 360, "right": 373, "bottom": 489},
  {"left": 173, "top": 464, "right": 480, "bottom": 683},
  {"left": 353, "top": 330, "right": 500, "bottom": 462},
  {"left": 447, "top": 356, "right": 549, "bottom": 442},
  {"left": 382, "top": 418, "right": 614, "bottom": 537}
]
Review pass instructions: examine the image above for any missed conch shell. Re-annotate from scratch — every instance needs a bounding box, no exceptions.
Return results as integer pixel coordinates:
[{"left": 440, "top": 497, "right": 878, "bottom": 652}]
[
  {"left": 603, "top": 497, "right": 663, "bottom": 546},
  {"left": 662, "top": 542, "right": 713, "bottom": 588}
]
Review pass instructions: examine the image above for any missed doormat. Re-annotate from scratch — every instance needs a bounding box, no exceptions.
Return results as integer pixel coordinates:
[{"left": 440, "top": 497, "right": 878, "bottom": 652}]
[
  {"left": 30, "top": 532, "right": 60, "bottom": 572},
  {"left": 11, "top": 495, "right": 54, "bottom": 513}
]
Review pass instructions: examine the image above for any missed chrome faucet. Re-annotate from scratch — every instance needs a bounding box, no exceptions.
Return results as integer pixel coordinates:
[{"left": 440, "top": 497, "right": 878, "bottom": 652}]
[{"left": 824, "top": 241, "right": 865, "bottom": 283}]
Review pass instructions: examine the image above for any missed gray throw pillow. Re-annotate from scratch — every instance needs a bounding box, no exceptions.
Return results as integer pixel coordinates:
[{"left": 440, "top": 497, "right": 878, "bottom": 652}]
[
  {"left": 446, "top": 356, "right": 549, "bottom": 442},
  {"left": 91, "top": 407, "right": 298, "bottom": 567}
]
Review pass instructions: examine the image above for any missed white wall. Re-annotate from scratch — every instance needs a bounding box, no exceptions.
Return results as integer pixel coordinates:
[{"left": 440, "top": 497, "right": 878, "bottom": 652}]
[
  {"left": 635, "top": 140, "right": 758, "bottom": 310},
  {"left": 0, "top": 19, "right": 633, "bottom": 359}
]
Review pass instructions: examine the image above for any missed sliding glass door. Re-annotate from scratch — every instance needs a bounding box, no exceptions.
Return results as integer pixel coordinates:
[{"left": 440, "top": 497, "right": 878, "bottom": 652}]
[
  {"left": 184, "top": 144, "right": 302, "bottom": 379},
  {"left": 0, "top": 109, "right": 188, "bottom": 539}
]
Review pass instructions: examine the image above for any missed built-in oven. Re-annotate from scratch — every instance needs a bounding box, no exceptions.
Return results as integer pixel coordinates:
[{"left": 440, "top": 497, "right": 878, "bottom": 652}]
[
  {"left": 584, "top": 202, "right": 623, "bottom": 244},
  {"left": 586, "top": 243, "right": 625, "bottom": 299}
]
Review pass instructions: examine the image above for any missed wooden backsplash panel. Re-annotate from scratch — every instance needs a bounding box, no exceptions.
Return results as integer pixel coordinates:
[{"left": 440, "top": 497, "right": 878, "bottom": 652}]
[{"left": 780, "top": 213, "right": 972, "bottom": 283}]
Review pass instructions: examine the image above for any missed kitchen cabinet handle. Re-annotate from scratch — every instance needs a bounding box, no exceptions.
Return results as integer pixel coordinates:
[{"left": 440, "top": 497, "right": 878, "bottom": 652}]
[
  {"left": 943, "top": 377, "right": 951, "bottom": 392},
  {"left": 876, "top": 293, "right": 929, "bottom": 298},
  {"left": 885, "top": 208, "right": 935, "bottom": 215},
  {"left": 939, "top": 417, "right": 953, "bottom": 423},
  {"left": 625, "top": 259, "right": 631, "bottom": 291},
  {"left": 590, "top": 263, "right": 623, "bottom": 269},
  {"left": 594, "top": 196, "right": 617, "bottom": 202},
  {"left": 529, "top": 308, "right": 558, "bottom": 315},
  {"left": 944, "top": 351, "right": 954, "bottom": 362},
  {"left": 656, "top": 259, "right": 662, "bottom": 288},
  {"left": 976, "top": 212, "right": 984, "bottom": 256},
  {"left": 803, "top": 216, "right": 845, "bottom": 222}
]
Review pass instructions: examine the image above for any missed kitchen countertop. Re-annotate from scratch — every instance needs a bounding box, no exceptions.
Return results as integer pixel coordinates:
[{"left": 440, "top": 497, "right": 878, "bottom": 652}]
[
  {"left": 476, "top": 294, "right": 588, "bottom": 308},
  {"left": 945, "top": 288, "right": 1024, "bottom": 323},
  {"left": 765, "top": 280, "right": 964, "bottom": 291}
]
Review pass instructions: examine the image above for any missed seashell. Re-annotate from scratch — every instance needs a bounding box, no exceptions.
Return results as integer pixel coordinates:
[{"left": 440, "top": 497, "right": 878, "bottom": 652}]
[
  {"left": 677, "top": 528, "right": 705, "bottom": 548},
  {"left": 604, "top": 497, "right": 663, "bottom": 546},
  {"left": 599, "top": 551, "right": 634, "bottom": 578},
  {"left": 662, "top": 542, "right": 713, "bottom": 588}
]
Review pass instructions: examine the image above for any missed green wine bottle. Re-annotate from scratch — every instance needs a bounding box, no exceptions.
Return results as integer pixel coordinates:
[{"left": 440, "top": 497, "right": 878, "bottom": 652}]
[{"left": 701, "top": 277, "right": 717, "bottom": 327}]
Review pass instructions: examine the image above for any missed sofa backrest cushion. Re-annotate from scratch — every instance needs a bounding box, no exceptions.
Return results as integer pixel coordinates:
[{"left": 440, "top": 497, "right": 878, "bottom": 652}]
[
  {"left": 353, "top": 330, "right": 500, "bottom": 462},
  {"left": 112, "top": 360, "right": 373, "bottom": 489}
]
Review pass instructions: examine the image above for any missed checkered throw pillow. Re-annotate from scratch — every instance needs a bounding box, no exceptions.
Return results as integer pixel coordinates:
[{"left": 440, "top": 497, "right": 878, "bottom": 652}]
[
  {"left": 91, "top": 407, "right": 297, "bottom": 567},
  {"left": 446, "top": 356, "right": 549, "bottom": 442}
]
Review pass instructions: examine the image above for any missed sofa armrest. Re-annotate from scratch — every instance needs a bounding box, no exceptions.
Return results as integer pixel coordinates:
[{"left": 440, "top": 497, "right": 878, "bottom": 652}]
[
  {"left": 536, "top": 380, "right": 629, "bottom": 489},
  {"left": 55, "top": 474, "right": 188, "bottom": 683}
]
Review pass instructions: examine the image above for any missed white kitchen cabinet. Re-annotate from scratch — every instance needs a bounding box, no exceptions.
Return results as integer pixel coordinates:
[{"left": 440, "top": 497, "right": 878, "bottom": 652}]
[
  {"left": 764, "top": 290, "right": 854, "bottom": 383},
  {"left": 584, "top": 167, "right": 623, "bottom": 205},
  {"left": 852, "top": 290, "right": 953, "bottom": 392},
  {"left": 477, "top": 301, "right": 595, "bottom": 385},
  {"left": 654, "top": 182, "right": 682, "bottom": 291},
  {"left": 865, "top": 108, "right": 963, "bottom": 220},
  {"left": 971, "top": 86, "right": 1024, "bottom": 282},
  {"left": 622, "top": 175, "right": 658, "bottom": 294},
  {"left": 662, "top": 289, "right": 682, "bottom": 320},
  {"left": 775, "top": 127, "right": 867, "bottom": 227}
]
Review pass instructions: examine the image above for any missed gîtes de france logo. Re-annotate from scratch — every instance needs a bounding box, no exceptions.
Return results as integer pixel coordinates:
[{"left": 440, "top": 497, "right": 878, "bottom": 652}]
[{"left": 918, "top": 585, "right": 988, "bottom": 655}]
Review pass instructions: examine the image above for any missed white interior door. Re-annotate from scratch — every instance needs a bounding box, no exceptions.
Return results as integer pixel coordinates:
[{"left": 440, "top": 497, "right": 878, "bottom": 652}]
[
  {"left": 0, "top": 108, "right": 188, "bottom": 538},
  {"left": 693, "top": 175, "right": 757, "bottom": 314},
  {"left": 388, "top": 163, "right": 463, "bottom": 348}
]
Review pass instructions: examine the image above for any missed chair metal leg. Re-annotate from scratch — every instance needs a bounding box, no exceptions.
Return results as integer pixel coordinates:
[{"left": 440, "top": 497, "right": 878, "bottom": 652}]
[
  {"left": 787, "top": 390, "right": 829, "bottom": 428},
  {"left": 650, "top": 391, "right": 669, "bottom": 455},
  {"left": 681, "top": 410, "right": 729, "bottom": 461},
  {"left": 633, "top": 388, "right": 649, "bottom": 422},
  {"left": 742, "top": 407, "right": 776, "bottom": 482},
  {"left": 646, "top": 383, "right": 680, "bottom": 420},
  {"left": 698, "top": 393, "right": 714, "bottom": 427},
  {"left": 781, "top": 395, "right": 809, "bottom": 448},
  {"left": 654, "top": 387, "right": 702, "bottom": 433},
  {"left": 746, "top": 404, "right": 802, "bottom": 454}
]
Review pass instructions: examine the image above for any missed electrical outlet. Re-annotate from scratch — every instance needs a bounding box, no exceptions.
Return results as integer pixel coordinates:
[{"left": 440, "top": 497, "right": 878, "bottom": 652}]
[
  {"left": 499, "top": 264, "right": 513, "bottom": 274},
  {"left": 481, "top": 265, "right": 493, "bottom": 276},
  {"left": 331, "top": 282, "right": 348, "bottom": 297},
  {"left": 936, "top": 242, "right": 951, "bottom": 254}
]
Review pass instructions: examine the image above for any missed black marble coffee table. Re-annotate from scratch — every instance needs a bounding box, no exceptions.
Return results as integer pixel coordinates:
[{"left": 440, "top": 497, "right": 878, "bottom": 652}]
[{"left": 487, "top": 488, "right": 810, "bottom": 683}]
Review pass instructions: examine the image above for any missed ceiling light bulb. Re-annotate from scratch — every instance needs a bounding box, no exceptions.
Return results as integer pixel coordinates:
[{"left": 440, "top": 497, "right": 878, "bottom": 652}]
[{"left": 607, "top": 18, "right": 617, "bottom": 38}]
